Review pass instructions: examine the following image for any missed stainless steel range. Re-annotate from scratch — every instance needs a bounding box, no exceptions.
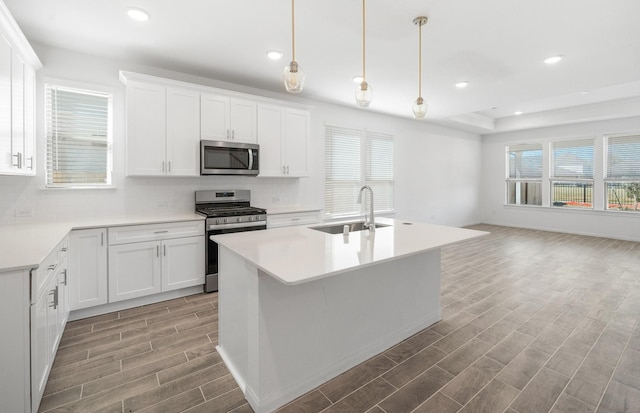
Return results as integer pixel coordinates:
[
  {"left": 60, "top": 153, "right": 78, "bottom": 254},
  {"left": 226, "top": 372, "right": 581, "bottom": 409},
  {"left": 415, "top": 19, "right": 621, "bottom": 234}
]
[{"left": 195, "top": 190, "right": 266, "bottom": 292}]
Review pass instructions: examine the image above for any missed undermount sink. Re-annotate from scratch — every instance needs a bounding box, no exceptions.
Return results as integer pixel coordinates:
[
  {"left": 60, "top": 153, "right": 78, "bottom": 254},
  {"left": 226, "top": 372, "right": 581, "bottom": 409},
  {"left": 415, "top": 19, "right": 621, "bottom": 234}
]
[{"left": 310, "top": 221, "right": 391, "bottom": 234}]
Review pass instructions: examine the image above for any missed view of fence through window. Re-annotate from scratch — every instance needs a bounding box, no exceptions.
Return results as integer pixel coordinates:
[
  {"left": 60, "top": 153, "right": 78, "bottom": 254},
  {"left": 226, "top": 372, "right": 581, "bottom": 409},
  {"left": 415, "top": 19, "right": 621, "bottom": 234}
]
[{"left": 506, "top": 133, "right": 640, "bottom": 212}]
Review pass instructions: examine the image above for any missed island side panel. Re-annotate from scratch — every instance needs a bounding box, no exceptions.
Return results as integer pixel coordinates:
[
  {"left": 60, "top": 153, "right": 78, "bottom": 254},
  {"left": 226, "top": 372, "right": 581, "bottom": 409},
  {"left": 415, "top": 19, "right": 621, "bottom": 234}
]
[
  {"left": 216, "top": 245, "right": 258, "bottom": 393},
  {"left": 250, "top": 249, "right": 442, "bottom": 412}
]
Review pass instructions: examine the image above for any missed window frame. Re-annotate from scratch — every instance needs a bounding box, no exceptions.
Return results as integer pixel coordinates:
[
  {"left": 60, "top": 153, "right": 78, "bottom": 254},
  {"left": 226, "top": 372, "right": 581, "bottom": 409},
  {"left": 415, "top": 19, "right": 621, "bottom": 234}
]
[
  {"left": 324, "top": 124, "right": 394, "bottom": 219},
  {"left": 604, "top": 133, "right": 640, "bottom": 212},
  {"left": 44, "top": 78, "right": 114, "bottom": 189},
  {"left": 505, "top": 143, "right": 543, "bottom": 207},
  {"left": 549, "top": 138, "right": 595, "bottom": 209}
]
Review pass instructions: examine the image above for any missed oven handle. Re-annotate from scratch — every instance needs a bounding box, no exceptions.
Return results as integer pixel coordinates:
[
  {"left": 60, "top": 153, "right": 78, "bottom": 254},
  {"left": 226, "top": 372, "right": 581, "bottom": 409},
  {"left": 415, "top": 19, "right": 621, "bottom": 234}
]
[{"left": 208, "top": 221, "right": 266, "bottom": 231}]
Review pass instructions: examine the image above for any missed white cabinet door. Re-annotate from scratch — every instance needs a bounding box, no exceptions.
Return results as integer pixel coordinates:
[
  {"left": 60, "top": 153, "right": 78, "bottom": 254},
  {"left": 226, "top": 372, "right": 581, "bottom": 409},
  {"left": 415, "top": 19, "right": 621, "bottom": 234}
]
[
  {"left": 56, "top": 255, "right": 70, "bottom": 335},
  {"left": 11, "top": 52, "right": 24, "bottom": 171},
  {"left": 229, "top": 98, "right": 257, "bottom": 143},
  {"left": 125, "top": 81, "right": 166, "bottom": 176},
  {"left": 0, "top": 34, "right": 11, "bottom": 173},
  {"left": 201, "top": 93, "right": 257, "bottom": 143},
  {"left": 23, "top": 64, "right": 35, "bottom": 173},
  {"left": 108, "top": 241, "right": 162, "bottom": 302},
  {"left": 283, "top": 108, "right": 309, "bottom": 177},
  {"left": 31, "top": 285, "right": 50, "bottom": 410},
  {"left": 162, "top": 236, "right": 205, "bottom": 291},
  {"left": 201, "top": 93, "right": 230, "bottom": 141},
  {"left": 166, "top": 88, "right": 199, "bottom": 176},
  {"left": 69, "top": 228, "right": 108, "bottom": 310},
  {"left": 45, "top": 273, "right": 59, "bottom": 373},
  {"left": 257, "top": 104, "right": 284, "bottom": 176}
]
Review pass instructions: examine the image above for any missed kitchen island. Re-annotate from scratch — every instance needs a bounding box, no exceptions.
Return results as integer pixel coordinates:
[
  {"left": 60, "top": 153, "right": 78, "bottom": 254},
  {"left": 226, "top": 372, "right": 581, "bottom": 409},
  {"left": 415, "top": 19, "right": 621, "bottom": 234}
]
[{"left": 212, "top": 217, "right": 487, "bottom": 413}]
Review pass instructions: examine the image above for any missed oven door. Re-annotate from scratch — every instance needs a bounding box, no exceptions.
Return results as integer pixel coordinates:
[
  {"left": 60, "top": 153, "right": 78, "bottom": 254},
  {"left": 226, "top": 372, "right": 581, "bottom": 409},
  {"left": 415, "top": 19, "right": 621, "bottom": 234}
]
[
  {"left": 200, "top": 140, "right": 259, "bottom": 175},
  {"left": 206, "top": 222, "right": 266, "bottom": 292}
]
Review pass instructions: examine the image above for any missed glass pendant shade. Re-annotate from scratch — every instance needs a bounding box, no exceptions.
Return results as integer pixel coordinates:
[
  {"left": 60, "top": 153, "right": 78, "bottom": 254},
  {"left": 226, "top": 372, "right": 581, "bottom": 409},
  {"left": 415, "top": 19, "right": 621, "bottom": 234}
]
[
  {"left": 412, "top": 96, "right": 427, "bottom": 119},
  {"left": 284, "top": 61, "right": 305, "bottom": 93},
  {"left": 355, "top": 81, "right": 372, "bottom": 107}
]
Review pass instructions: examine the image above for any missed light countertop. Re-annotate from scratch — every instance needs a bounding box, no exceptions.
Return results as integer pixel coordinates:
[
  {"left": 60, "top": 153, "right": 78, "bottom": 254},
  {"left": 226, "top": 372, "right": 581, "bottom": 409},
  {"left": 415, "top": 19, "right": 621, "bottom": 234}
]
[
  {"left": 0, "top": 214, "right": 205, "bottom": 273},
  {"left": 212, "top": 217, "right": 488, "bottom": 285},
  {"left": 264, "top": 206, "right": 322, "bottom": 215}
]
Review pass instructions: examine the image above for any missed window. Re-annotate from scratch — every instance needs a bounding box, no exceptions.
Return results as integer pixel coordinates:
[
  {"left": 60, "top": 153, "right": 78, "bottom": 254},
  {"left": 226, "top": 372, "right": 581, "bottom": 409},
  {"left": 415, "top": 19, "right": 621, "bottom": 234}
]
[
  {"left": 45, "top": 84, "right": 112, "bottom": 187},
  {"left": 325, "top": 125, "right": 394, "bottom": 218},
  {"left": 550, "top": 139, "right": 594, "bottom": 208},
  {"left": 506, "top": 143, "right": 542, "bottom": 206},
  {"left": 605, "top": 133, "right": 640, "bottom": 211}
]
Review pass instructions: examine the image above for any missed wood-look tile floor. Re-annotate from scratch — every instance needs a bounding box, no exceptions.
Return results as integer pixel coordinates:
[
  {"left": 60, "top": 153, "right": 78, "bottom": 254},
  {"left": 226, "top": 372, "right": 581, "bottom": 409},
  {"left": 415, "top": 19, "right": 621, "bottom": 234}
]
[{"left": 40, "top": 224, "right": 640, "bottom": 413}]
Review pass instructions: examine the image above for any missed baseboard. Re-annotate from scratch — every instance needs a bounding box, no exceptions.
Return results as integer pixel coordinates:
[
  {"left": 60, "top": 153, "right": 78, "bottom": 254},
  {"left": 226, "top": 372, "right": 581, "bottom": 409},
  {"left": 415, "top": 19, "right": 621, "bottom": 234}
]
[{"left": 68, "top": 285, "right": 205, "bottom": 321}]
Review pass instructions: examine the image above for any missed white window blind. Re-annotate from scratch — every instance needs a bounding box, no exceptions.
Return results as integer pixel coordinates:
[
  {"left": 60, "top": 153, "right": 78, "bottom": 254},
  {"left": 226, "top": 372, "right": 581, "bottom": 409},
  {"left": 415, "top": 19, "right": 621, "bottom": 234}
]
[
  {"left": 551, "top": 139, "right": 594, "bottom": 179},
  {"left": 325, "top": 125, "right": 394, "bottom": 218},
  {"left": 507, "top": 143, "right": 542, "bottom": 179},
  {"left": 45, "top": 85, "right": 112, "bottom": 187},
  {"left": 365, "top": 131, "right": 394, "bottom": 212},
  {"left": 606, "top": 134, "right": 640, "bottom": 179}
]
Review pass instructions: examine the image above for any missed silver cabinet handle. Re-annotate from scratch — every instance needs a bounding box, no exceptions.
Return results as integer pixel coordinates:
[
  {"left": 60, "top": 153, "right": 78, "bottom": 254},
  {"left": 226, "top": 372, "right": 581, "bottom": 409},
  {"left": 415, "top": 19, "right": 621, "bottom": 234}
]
[
  {"left": 49, "top": 286, "right": 59, "bottom": 309},
  {"left": 232, "top": 130, "right": 235, "bottom": 140},
  {"left": 163, "top": 245, "right": 166, "bottom": 256},
  {"left": 168, "top": 161, "right": 171, "bottom": 172},
  {"left": 286, "top": 166, "right": 290, "bottom": 174},
  {"left": 11, "top": 153, "right": 20, "bottom": 168},
  {"left": 62, "top": 269, "right": 68, "bottom": 286},
  {"left": 101, "top": 232, "right": 104, "bottom": 246},
  {"left": 161, "top": 161, "right": 165, "bottom": 172},
  {"left": 282, "top": 166, "right": 286, "bottom": 174},
  {"left": 154, "top": 230, "right": 168, "bottom": 234},
  {"left": 27, "top": 156, "right": 33, "bottom": 170},
  {"left": 156, "top": 245, "right": 160, "bottom": 257},
  {"left": 226, "top": 129, "right": 230, "bottom": 140}
]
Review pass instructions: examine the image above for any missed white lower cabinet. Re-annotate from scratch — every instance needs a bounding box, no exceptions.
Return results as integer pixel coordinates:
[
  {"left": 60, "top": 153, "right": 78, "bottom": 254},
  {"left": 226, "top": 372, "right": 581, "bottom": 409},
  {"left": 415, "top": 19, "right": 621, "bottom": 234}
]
[
  {"left": 69, "top": 228, "right": 108, "bottom": 310},
  {"left": 109, "top": 240, "right": 162, "bottom": 302},
  {"left": 267, "top": 210, "right": 321, "bottom": 229},
  {"left": 30, "top": 237, "right": 69, "bottom": 413},
  {"left": 108, "top": 221, "right": 205, "bottom": 303}
]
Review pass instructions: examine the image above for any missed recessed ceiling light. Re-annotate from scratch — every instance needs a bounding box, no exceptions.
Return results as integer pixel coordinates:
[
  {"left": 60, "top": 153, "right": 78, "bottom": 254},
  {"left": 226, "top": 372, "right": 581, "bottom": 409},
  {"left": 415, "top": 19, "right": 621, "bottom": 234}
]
[
  {"left": 267, "top": 50, "right": 283, "bottom": 60},
  {"left": 514, "top": 111, "right": 523, "bottom": 115},
  {"left": 352, "top": 75, "right": 364, "bottom": 83},
  {"left": 455, "top": 81, "right": 469, "bottom": 89},
  {"left": 127, "top": 8, "right": 149, "bottom": 22},
  {"left": 544, "top": 55, "right": 563, "bottom": 64}
]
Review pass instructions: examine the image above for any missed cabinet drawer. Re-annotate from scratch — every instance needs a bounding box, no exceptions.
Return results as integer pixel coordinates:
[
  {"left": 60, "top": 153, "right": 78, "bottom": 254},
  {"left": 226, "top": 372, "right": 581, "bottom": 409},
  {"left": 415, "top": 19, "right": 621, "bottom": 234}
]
[
  {"left": 32, "top": 235, "right": 68, "bottom": 304},
  {"left": 108, "top": 220, "right": 204, "bottom": 245},
  {"left": 267, "top": 211, "right": 320, "bottom": 229}
]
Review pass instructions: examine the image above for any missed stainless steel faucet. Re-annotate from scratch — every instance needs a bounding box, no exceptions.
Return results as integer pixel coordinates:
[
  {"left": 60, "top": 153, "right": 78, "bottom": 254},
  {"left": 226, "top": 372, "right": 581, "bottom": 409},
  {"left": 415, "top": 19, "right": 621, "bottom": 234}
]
[{"left": 357, "top": 185, "right": 375, "bottom": 231}]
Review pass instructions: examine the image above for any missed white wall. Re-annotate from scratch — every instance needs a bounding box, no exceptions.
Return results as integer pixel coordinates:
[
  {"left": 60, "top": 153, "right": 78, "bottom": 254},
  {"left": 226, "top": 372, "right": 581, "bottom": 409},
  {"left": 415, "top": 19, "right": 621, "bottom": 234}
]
[
  {"left": 481, "top": 116, "right": 640, "bottom": 241},
  {"left": 0, "top": 44, "right": 483, "bottom": 227}
]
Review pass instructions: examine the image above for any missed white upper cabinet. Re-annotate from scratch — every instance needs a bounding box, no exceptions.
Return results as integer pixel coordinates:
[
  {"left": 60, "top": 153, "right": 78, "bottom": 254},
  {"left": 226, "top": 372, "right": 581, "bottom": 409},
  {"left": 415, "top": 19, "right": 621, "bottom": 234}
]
[
  {"left": 0, "top": 11, "right": 41, "bottom": 176},
  {"left": 124, "top": 80, "right": 199, "bottom": 176},
  {"left": 257, "top": 104, "right": 310, "bottom": 177},
  {"left": 201, "top": 93, "right": 257, "bottom": 143}
]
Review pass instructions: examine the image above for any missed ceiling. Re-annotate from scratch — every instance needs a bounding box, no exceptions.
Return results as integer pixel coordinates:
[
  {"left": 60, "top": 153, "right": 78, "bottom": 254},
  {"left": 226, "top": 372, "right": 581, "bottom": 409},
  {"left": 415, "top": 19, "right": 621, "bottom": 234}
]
[{"left": 5, "top": 0, "right": 640, "bottom": 133}]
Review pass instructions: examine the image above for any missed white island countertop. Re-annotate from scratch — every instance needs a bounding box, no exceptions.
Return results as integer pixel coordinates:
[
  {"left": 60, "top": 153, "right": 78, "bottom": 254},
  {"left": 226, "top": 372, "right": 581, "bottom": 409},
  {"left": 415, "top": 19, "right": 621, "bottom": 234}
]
[{"left": 212, "top": 217, "right": 488, "bottom": 285}]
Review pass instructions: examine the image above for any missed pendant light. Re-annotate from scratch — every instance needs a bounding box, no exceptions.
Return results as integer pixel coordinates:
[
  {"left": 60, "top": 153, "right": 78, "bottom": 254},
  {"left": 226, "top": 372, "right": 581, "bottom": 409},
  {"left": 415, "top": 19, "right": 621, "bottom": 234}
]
[
  {"left": 355, "top": 0, "right": 372, "bottom": 107},
  {"left": 412, "top": 16, "right": 428, "bottom": 119},
  {"left": 283, "top": 0, "right": 304, "bottom": 93}
]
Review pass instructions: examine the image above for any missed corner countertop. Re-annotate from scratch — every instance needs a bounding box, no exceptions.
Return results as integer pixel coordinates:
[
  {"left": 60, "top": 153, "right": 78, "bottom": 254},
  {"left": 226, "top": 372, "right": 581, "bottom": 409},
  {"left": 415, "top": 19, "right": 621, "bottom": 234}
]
[
  {"left": 0, "top": 214, "right": 205, "bottom": 273},
  {"left": 212, "top": 217, "right": 488, "bottom": 285}
]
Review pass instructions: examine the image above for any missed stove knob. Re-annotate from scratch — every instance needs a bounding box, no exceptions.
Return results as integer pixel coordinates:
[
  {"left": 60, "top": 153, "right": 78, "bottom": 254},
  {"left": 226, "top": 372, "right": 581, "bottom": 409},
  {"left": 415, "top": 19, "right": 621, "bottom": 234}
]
[
  {"left": 215, "top": 219, "right": 221, "bottom": 225},
  {"left": 236, "top": 217, "right": 241, "bottom": 223},
  {"left": 249, "top": 216, "right": 254, "bottom": 221},
  {"left": 223, "top": 218, "right": 228, "bottom": 224}
]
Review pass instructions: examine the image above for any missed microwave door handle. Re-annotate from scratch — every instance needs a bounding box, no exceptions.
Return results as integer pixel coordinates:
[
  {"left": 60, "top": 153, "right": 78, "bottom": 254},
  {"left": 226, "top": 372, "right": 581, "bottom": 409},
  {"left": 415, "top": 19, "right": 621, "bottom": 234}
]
[{"left": 248, "top": 149, "right": 253, "bottom": 170}]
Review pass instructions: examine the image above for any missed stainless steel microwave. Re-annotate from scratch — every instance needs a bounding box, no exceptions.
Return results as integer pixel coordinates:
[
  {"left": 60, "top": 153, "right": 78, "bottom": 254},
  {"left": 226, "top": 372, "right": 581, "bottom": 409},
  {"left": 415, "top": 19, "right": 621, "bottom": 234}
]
[{"left": 200, "top": 140, "right": 259, "bottom": 176}]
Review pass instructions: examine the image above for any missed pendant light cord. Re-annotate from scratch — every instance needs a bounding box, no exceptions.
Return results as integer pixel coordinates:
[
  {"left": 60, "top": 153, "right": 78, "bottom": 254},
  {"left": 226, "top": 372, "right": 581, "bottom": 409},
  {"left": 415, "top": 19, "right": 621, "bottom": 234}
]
[
  {"left": 291, "top": 0, "right": 296, "bottom": 61},
  {"left": 418, "top": 19, "right": 422, "bottom": 98},
  {"left": 362, "top": 0, "right": 366, "bottom": 82}
]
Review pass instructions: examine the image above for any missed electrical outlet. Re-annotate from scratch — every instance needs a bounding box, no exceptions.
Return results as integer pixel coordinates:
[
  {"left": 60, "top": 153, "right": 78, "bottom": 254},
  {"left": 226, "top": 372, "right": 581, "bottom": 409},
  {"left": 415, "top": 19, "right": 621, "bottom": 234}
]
[{"left": 15, "top": 207, "right": 34, "bottom": 217}]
